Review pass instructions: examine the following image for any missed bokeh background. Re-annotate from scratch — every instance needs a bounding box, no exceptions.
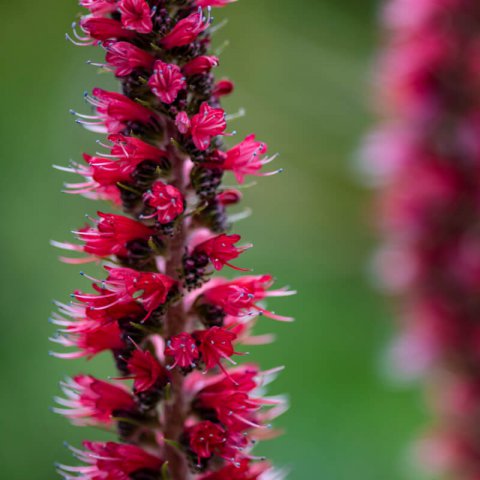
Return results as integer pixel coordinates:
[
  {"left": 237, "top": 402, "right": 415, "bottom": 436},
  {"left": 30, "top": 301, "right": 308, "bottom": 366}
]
[{"left": 0, "top": 0, "right": 428, "bottom": 478}]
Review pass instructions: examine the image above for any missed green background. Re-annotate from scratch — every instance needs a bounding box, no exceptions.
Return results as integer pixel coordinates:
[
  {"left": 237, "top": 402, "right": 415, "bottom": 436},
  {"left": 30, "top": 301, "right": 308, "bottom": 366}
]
[{"left": 0, "top": 0, "right": 427, "bottom": 478}]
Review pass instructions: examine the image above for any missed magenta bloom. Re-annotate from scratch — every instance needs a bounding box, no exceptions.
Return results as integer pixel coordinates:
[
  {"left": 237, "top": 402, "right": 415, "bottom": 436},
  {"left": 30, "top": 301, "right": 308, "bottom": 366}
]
[
  {"left": 78, "top": 88, "right": 154, "bottom": 133},
  {"left": 53, "top": 375, "right": 135, "bottom": 425},
  {"left": 118, "top": 0, "right": 153, "bottom": 34},
  {"left": 105, "top": 40, "right": 155, "bottom": 77},
  {"left": 55, "top": 0, "right": 290, "bottom": 478},
  {"left": 148, "top": 60, "right": 187, "bottom": 104},
  {"left": 143, "top": 181, "right": 185, "bottom": 224},
  {"left": 193, "top": 233, "right": 250, "bottom": 271},
  {"left": 183, "top": 55, "right": 219, "bottom": 76},
  {"left": 190, "top": 102, "right": 227, "bottom": 151},
  {"left": 165, "top": 332, "right": 200, "bottom": 369},
  {"left": 161, "top": 10, "right": 209, "bottom": 50},
  {"left": 58, "top": 441, "right": 163, "bottom": 478}
]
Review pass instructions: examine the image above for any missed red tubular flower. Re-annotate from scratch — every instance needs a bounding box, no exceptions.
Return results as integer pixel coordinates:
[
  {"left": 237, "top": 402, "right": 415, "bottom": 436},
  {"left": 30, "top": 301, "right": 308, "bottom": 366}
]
[
  {"left": 193, "top": 233, "right": 251, "bottom": 271},
  {"left": 182, "top": 55, "right": 219, "bottom": 76},
  {"left": 193, "top": 326, "right": 239, "bottom": 372},
  {"left": 214, "top": 78, "right": 235, "bottom": 97},
  {"left": 126, "top": 348, "right": 169, "bottom": 393},
  {"left": 143, "top": 181, "right": 185, "bottom": 224},
  {"left": 53, "top": 375, "right": 135, "bottom": 425},
  {"left": 196, "top": 0, "right": 237, "bottom": 7},
  {"left": 187, "top": 421, "right": 227, "bottom": 461},
  {"left": 148, "top": 60, "right": 187, "bottom": 104},
  {"left": 202, "top": 275, "right": 295, "bottom": 321},
  {"left": 165, "top": 332, "right": 200, "bottom": 369},
  {"left": 80, "top": 0, "right": 117, "bottom": 16},
  {"left": 190, "top": 102, "right": 227, "bottom": 151},
  {"left": 118, "top": 0, "right": 153, "bottom": 34},
  {"left": 221, "top": 134, "right": 281, "bottom": 184},
  {"left": 105, "top": 40, "right": 155, "bottom": 77},
  {"left": 58, "top": 441, "right": 163, "bottom": 479},
  {"left": 56, "top": 1, "right": 290, "bottom": 478},
  {"left": 366, "top": 0, "right": 480, "bottom": 477},
  {"left": 161, "top": 10, "right": 209, "bottom": 50},
  {"left": 79, "top": 17, "right": 136, "bottom": 43},
  {"left": 53, "top": 212, "right": 154, "bottom": 263}
]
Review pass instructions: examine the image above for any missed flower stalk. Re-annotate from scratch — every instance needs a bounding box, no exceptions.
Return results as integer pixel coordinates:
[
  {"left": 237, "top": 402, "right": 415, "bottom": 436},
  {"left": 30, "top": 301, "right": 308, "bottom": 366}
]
[
  {"left": 365, "top": 0, "right": 480, "bottom": 477},
  {"left": 52, "top": 1, "right": 292, "bottom": 479}
]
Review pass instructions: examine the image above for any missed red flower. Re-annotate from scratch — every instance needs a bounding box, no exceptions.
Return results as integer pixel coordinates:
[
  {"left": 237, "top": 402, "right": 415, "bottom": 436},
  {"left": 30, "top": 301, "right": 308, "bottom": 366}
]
[
  {"left": 217, "top": 188, "right": 242, "bottom": 205},
  {"left": 54, "top": 375, "right": 135, "bottom": 425},
  {"left": 194, "top": 326, "right": 238, "bottom": 373},
  {"left": 58, "top": 441, "right": 163, "bottom": 478},
  {"left": 80, "top": 0, "right": 117, "bottom": 16},
  {"left": 161, "top": 10, "right": 209, "bottom": 50},
  {"left": 214, "top": 78, "right": 234, "bottom": 97},
  {"left": 79, "top": 88, "right": 154, "bottom": 134},
  {"left": 75, "top": 266, "right": 176, "bottom": 318},
  {"left": 190, "top": 102, "right": 227, "bottom": 151},
  {"left": 196, "top": 0, "right": 237, "bottom": 7},
  {"left": 127, "top": 348, "right": 168, "bottom": 393},
  {"left": 165, "top": 332, "right": 200, "bottom": 369},
  {"left": 54, "top": 212, "right": 153, "bottom": 263},
  {"left": 194, "top": 233, "right": 250, "bottom": 271},
  {"left": 221, "top": 134, "right": 280, "bottom": 184},
  {"left": 50, "top": 320, "right": 125, "bottom": 359},
  {"left": 202, "top": 275, "right": 295, "bottom": 321},
  {"left": 118, "top": 0, "right": 153, "bottom": 34},
  {"left": 188, "top": 421, "right": 226, "bottom": 461},
  {"left": 143, "top": 181, "right": 185, "bottom": 224},
  {"left": 79, "top": 17, "right": 136, "bottom": 43},
  {"left": 148, "top": 60, "right": 187, "bottom": 104},
  {"left": 182, "top": 55, "right": 219, "bottom": 76},
  {"left": 105, "top": 41, "right": 154, "bottom": 77},
  {"left": 200, "top": 458, "right": 270, "bottom": 480}
]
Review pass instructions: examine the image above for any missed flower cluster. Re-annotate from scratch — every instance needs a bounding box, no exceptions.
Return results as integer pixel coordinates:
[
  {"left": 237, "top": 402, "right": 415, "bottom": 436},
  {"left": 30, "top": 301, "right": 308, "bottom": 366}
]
[
  {"left": 365, "top": 0, "right": 480, "bottom": 477},
  {"left": 53, "top": 1, "right": 292, "bottom": 479}
]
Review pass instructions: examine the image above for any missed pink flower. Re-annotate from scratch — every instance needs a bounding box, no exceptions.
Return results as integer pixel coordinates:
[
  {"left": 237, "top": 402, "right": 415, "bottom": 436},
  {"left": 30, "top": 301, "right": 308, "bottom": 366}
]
[
  {"left": 188, "top": 421, "right": 226, "bottom": 461},
  {"left": 79, "top": 17, "right": 136, "bottom": 43},
  {"left": 126, "top": 348, "right": 168, "bottom": 393},
  {"left": 58, "top": 441, "right": 163, "bottom": 478},
  {"left": 78, "top": 88, "right": 154, "bottom": 134},
  {"left": 143, "top": 181, "right": 185, "bottom": 224},
  {"left": 53, "top": 212, "right": 153, "bottom": 263},
  {"left": 161, "top": 10, "right": 209, "bottom": 50},
  {"left": 165, "top": 332, "right": 200, "bottom": 369},
  {"left": 214, "top": 78, "right": 235, "bottom": 97},
  {"left": 109, "top": 133, "right": 167, "bottom": 162},
  {"left": 53, "top": 375, "right": 135, "bottom": 425},
  {"left": 219, "top": 134, "right": 280, "bottom": 184},
  {"left": 217, "top": 188, "right": 242, "bottom": 205},
  {"left": 202, "top": 275, "right": 295, "bottom": 321},
  {"left": 105, "top": 41, "right": 154, "bottom": 77},
  {"left": 190, "top": 102, "right": 227, "bottom": 151},
  {"left": 118, "top": 0, "right": 153, "bottom": 34},
  {"left": 148, "top": 60, "right": 187, "bottom": 104},
  {"left": 200, "top": 459, "right": 271, "bottom": 480},
  {"left": 80, "top": 0, "right": 117, "bottom": 16},
  {"left": 75, "top": 266, "right": 176, "bottom": 317},
  {"left": 196, "top": 0, "right": 237, "bottom": 7},
  {"left": 194, "top": 233, "right": 250, "bottom": 271},
  {"left": 182, "top": 55, "right": 219, "bottom": 76},
  {"left": 175, "top": 111, "right": 191, "bottom": 134},
  {"left": 51, "top": 320, "right": 125, "bottom": 359},
  {"left": 194, "top": 326, "right": 238, "bottom": 372}
]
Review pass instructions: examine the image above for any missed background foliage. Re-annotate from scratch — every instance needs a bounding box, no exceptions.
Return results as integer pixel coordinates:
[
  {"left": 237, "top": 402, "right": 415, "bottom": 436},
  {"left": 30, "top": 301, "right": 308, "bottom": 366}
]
[{"left": 0, "top": 0, "right": 427, "bottom": 478}]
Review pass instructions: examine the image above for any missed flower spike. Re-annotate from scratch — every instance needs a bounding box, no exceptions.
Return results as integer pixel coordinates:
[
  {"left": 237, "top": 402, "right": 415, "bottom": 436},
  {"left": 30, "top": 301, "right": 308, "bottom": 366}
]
[{"left": 53, "top": 0, "right": 292, "bottom": 478}]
